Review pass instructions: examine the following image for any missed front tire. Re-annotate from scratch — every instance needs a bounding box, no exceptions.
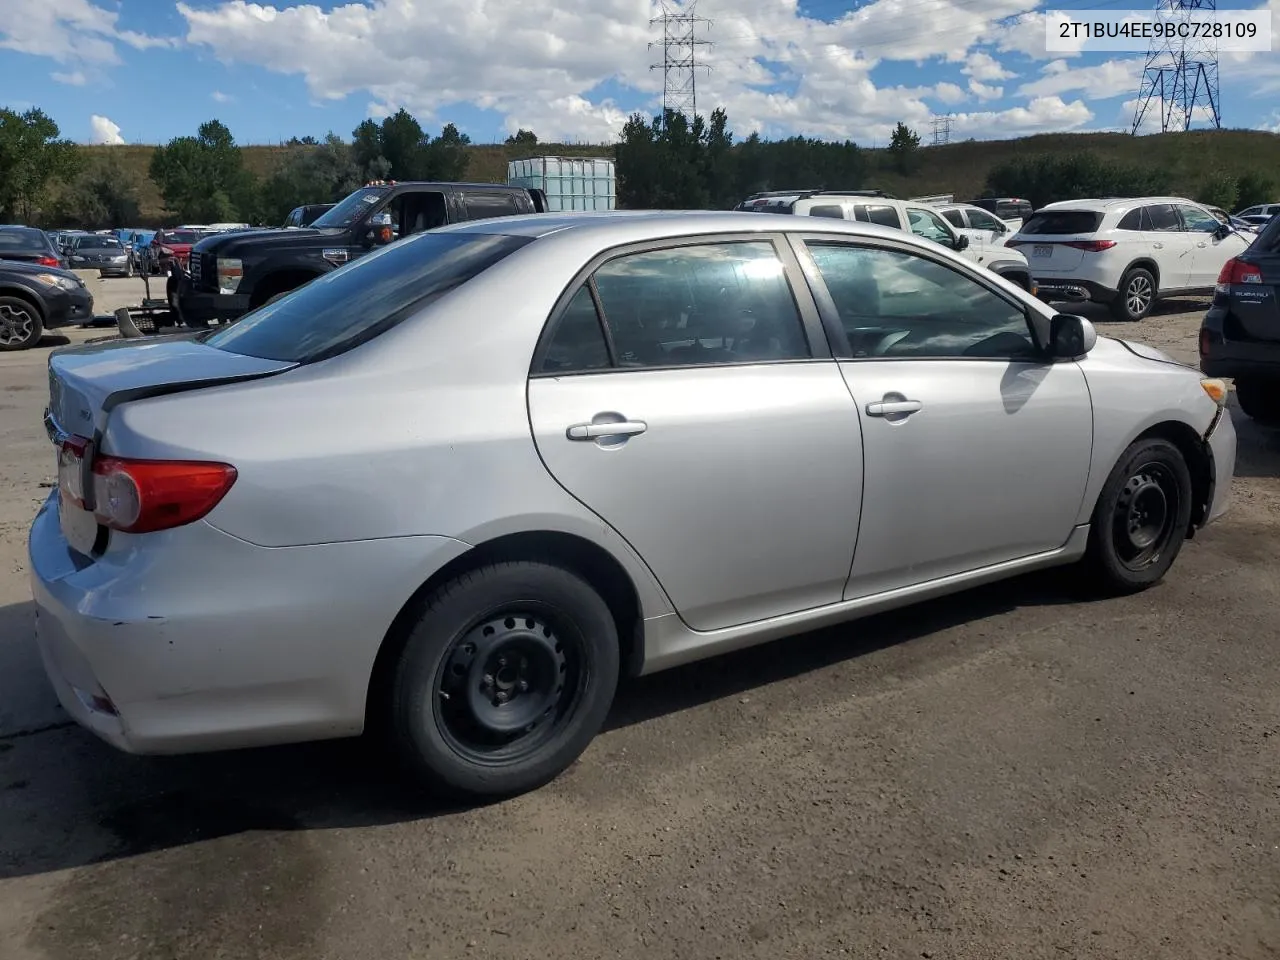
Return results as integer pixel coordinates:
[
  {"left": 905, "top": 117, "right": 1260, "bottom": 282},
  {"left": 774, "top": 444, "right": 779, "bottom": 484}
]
[
  {"left": 1234, "top": 378, "right": 1280, "bottom": 424},
  {"left": 1082, "top": 437, "right": 1193, "bottom": 594},
  {"left": 0, "top": 296, "right": 44, "bottom": 351},
  {"left": 390, "top": 561, "right": 620, "bottom": 799},
  {"left": 1109, "top": 267, "right": 1157, "bottom": 322}
]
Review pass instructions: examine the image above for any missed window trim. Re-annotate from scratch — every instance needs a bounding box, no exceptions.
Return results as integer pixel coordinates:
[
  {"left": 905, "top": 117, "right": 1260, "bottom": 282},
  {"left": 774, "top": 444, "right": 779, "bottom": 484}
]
[
  {"left": 784, "top": 232, "right": 1053, "bottom": 362},
  {"left": 528, "top": 232, "right": 833, "bottom": 379}
]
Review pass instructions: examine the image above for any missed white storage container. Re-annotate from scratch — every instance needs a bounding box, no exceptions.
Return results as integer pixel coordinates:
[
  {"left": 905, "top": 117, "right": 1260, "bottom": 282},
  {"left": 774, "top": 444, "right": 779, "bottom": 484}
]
[{"left": 507, "top": 156, "right": 617, "bottom": 211}]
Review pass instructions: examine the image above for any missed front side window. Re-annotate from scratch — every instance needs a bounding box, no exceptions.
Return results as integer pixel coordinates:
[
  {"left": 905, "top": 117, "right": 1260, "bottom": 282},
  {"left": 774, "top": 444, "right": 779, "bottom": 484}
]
[
  {"left": 1177, "top": 204, "right": 1219, "bottom": 233},
  {"left": 859, "top": 205, "right": 900, "bottom": 228},
  {"left": 580, "top": 240, "right": 811, "bottom": 369},
  {"left": 906, "top": 207, "right": 954, "bottom": 245},
  {"left": 941, "top": 210, "right": 965, "bottom": 228},
  {"left": 207, "top": 232, "right": 532, "bottom": 363},
  {"left": 805, "top": 242, "right": 1037, "bottom": 360}
]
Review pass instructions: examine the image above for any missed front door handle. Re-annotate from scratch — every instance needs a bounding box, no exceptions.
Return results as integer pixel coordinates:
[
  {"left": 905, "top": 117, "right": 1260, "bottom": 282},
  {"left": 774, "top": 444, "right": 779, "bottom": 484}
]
[
  {"left": 1197, "top": 241, "right": 1208, "bottom": 248},
  {"left": 866, "top": 399, "right": 923, "bottom": 417},
  {"left": 567, "top": 419, "right": 647, "bottom": 441},
  {"left": 1152, "top": 242, "right": 1164, "bottom": 249}
]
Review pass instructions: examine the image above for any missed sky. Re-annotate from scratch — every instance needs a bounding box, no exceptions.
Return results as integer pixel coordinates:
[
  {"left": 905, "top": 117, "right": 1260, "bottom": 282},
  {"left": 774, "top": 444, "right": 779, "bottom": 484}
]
[{"left": 1, "top": 0, "right": 1278, "bottom": 148}]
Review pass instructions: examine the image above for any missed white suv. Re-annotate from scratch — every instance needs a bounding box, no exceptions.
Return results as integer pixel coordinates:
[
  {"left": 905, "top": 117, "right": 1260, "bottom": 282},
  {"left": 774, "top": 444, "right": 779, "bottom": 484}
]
[
  {"left": 735, "top": 190, "right": 1035, "bottom": 293},
  {"left": 1008, "top": 197, "right": 1254, "bottom": 321}
]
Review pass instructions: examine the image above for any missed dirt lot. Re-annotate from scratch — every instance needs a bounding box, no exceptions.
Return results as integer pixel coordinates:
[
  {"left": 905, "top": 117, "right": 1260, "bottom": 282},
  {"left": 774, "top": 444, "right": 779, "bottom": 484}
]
[{"left": 1, "top": 286, "right": 1278, "bottom": 960}]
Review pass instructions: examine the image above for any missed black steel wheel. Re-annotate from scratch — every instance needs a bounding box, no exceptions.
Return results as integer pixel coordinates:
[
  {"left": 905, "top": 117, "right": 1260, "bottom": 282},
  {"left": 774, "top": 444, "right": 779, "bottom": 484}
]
[
  {"left": 1083, "top": 437, "right": 1193, "bottom": 594},
  {"left": 390, "top": 561, "right": 620, "bottom": 799},
  {"left": 435, "top": 607, "right": 580, "bottom": 764}
]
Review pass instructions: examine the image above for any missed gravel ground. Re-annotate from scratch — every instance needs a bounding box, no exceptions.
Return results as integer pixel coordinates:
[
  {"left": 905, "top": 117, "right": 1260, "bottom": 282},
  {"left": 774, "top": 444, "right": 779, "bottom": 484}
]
[{"left": 1, "top": 286, "right": 1278, "bottom": 960}]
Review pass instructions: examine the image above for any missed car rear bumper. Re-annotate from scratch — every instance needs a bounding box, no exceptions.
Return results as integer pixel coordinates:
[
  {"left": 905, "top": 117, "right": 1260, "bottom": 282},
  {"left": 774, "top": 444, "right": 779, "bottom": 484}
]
[
  {"left": 178, "top": 289, "right": 250, "bottom": 324},
  {"left": 1033, "top": 278, "right": 1116, "bottom": 304},
  {"left": 1199, "top": 326, "right": 1280, "bottom": 380},
  {"left": 28, "top": 492, "right": 470, "bottom": 754}
]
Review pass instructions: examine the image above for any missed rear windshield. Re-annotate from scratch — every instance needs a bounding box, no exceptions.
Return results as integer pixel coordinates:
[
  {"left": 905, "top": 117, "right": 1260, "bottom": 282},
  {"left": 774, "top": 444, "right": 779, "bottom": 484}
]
[
  {"left": 0, "top": 227, "right": 50, "bottom": 249},
  {"left": 76, "top": 236, "right": 123, "bottom": 249},
  {"left": 1252, "top": 217, "right": 1280, "bottom": 254},
  {"left": 204, "top": 232, "right": 533, "bottom": 363},
  {"left": 160, "top": 230, "right": 201, "bottom": 244},
  {"left": 1019, "top": 211, "right": 1104, "bottom": 235}
]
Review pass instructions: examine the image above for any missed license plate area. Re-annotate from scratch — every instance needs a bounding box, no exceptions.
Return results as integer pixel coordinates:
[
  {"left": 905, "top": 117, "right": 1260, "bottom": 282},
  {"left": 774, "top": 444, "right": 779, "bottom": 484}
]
[{"left": 1033, "top": 245, "right": 1053, "bottom": 258}]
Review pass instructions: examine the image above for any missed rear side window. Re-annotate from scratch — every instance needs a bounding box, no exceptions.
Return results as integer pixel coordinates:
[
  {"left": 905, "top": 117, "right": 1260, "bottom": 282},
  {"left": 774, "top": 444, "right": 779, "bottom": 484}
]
[
  {"left": 1019, "top": 211, "right": 1104, "bottom": 235},
  {"left": 808, "top": 204, "right": 846, "bottom": 219},
  {"left": 1116, "top": 209, "right": 1143, "bottom": 231},
  {"left": 996, "top": 201, "right": 1031, "bottom": 220},
  {"left": 862, "top": 205, "right": 900, "bottom": 228},
  {"left": 1143, "top": 203, "right": 1180, "bottom": 232},
  {"left": 465, "top": 191, "right": 522, "bottom": 220},
  {"left": 206, "top": 232, "right": 533, "bottom": 363}
]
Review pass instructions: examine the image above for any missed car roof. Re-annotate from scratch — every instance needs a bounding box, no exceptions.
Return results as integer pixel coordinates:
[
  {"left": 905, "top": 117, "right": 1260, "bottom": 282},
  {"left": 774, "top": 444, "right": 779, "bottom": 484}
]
[
  {"left": 1036, "top": 197, "right": 1199, "bottom": 213},
  {"left": 435, "top": 209, "right": 939, "bottom": 249}
]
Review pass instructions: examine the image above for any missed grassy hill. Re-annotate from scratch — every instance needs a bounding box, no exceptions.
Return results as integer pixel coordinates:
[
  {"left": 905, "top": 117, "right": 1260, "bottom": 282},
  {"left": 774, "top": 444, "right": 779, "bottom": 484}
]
[{"left": 80, "top": 128, "right": 1280, "bottom": 223}]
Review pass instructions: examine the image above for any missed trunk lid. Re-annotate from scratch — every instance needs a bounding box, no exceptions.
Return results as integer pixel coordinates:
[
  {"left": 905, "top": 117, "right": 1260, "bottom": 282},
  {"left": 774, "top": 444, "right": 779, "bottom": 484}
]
[
  {"left": 46, "top": 336, "right": 296, "bottom": 557},
  {"left": 1009, "top": 210, "right": 1106, "bottom": 273}
]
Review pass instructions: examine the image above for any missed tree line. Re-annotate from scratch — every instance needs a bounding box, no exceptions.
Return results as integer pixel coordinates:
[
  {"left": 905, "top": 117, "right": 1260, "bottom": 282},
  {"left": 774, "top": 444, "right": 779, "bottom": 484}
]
[{"left": 0, "top": 104, "right": 1274, "bottom": 229}]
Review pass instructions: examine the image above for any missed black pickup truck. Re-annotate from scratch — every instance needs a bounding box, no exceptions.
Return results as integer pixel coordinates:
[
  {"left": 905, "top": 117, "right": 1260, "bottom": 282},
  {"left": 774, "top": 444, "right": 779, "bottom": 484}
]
[{"left": 177, "top": 180, "right": 548, "bottom": 327}]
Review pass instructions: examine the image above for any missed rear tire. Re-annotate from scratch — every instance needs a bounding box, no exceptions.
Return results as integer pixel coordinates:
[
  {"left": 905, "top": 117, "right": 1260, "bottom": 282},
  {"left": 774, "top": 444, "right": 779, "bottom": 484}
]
[
  {"left": 389, "top": 561, "right": 620, "bottom": 800},
  {"left": 1081, "top": 437, "right": 1192, "bottom": 595},
  {"left": 0, "top": 296, "right": 43, "bottom": 351},
  {"left": 1234, "top": 378, "right": 1280, "bottom": 424},
  {"left": 1109, "top": 267, "right": 1157, "bottom": 322}
]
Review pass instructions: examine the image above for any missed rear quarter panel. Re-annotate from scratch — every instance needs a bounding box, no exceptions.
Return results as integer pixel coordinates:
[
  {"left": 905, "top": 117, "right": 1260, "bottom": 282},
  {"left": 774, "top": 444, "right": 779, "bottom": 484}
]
[
  {"left": 1072, "top": 338, "right": 1220, "bottom": 525},
  {"left": 101, "top": 233, "right": 676, "bottom": 620}
]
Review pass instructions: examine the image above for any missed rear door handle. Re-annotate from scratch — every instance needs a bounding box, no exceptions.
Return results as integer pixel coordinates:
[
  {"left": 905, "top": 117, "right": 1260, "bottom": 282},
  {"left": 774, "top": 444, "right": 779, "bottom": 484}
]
[
  {"left": 866, "top": 399, "right": 923, "bottom": 417},
  {"left": 567, "top": 420, "right": 647, "bottom": 440},
  {"left": 1197, "top": 241, "right": 1208, "bottom": 248},
  {"left": 1152, "top": 242, "right": 1164, "bottom": 249}
]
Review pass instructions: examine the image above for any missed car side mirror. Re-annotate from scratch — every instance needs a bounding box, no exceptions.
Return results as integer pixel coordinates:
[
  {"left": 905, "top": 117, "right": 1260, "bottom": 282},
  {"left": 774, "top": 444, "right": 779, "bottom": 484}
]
[
  {"left": 954, "top": 234, "right": 970, "bottom": 251},
  {"left": 1213, "top": 223, "right": 1231, "bottom": 240},
  {"left": 1048, "top": 314, "right": 1096, "bottom": 360}
]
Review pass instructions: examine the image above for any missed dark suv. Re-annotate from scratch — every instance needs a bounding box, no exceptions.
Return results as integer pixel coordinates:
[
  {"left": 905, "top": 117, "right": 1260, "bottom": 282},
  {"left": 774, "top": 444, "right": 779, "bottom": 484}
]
[
  {"left": 1199, "top": 219, "right": 1279, "bottom": 422},
  {"left": 179, "top": 181, "right": 547, "bottom": 327}
]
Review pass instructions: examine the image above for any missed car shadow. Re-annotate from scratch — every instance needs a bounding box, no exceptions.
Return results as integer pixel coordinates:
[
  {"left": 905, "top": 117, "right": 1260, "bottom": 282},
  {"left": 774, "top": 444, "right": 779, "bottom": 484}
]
[
  {"left": 37, "top": 333, "right": 71, "bottom": 348},
  {"left": 0, "top": 567, "right": 1095, "bottom": 880}
]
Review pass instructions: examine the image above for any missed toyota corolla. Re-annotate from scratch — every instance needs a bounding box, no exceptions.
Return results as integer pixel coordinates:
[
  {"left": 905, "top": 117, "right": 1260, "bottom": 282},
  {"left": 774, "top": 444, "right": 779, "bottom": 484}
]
[{"left": 30, "top": 211, "right": 1236, "bottom": 799}]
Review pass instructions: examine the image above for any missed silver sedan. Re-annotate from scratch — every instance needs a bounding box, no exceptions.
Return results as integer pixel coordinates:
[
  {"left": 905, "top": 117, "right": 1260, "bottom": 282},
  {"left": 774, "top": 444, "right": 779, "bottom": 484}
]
[{"left": 29, "top": 211, "right": 1236, "bottom": 799}]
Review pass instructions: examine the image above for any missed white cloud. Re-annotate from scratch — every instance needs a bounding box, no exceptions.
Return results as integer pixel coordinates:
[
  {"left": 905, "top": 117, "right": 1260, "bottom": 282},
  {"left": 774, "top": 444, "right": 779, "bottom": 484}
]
[
  {"left": 995, "top": 11, "right": 1083, "bottom": 60},
  {"left": 0, "top": 0, "right": 175, "bottom": 71},
  {"left": 968, "top": 79, "right": 1003, "bottom": 102},
  {"left": 933, "top": 81, "right": 967, "bottom": 105},
  {"left": 1018, "top": 57, "right": 1143, "bottom": 99},
  {"left": 88, "top": 114, "right": 124, "bottom": 144},
  {"left": 212, "top": 89, "right": 232, "bottom": 103},
  {"left": 52, "top": 70, "right": 87, "bottom": 85},
  {"left": 952, "top": 96, "right": 1094, "bottom": 138},
  {"left": 963, "top": 51, "right": 1014, "bottom": 82}
]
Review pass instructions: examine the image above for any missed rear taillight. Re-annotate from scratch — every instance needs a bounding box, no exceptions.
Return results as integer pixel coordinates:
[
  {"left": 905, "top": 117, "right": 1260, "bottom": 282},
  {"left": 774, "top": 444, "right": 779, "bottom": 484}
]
[
  {"left": 1064, "top": 240, "right": 1117, "bottom": 252},
  {"left": 89, "top": 456, "right": 237, "bottom": 533},
  {"left": 1216, "top": 257, "right": 1262, "bottom": 288},
  {"left": 36, "top": 255, "right": 60, "bottom": 266}
]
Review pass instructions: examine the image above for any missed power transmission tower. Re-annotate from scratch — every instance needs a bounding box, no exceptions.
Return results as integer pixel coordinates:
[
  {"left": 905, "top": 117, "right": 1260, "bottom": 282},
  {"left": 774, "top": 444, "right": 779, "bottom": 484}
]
[
  {"left": 930, "top": 115, "right": 954, "bottom": 146},
  {"left": 1131, "top": 0, "right": 1222, "bottom": 134},
  {"left": 649, "top": 0, "right": 713, "bottom": 131}
]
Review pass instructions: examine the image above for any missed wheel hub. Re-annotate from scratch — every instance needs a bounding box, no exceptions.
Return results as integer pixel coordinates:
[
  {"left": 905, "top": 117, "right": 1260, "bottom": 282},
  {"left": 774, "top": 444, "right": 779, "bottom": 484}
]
[
  {"left": 439, "top": 613, "right": 569, "bottom": 749},
  {"left": 1120, "top": 475, "right": 1167, "bottom": 550}
]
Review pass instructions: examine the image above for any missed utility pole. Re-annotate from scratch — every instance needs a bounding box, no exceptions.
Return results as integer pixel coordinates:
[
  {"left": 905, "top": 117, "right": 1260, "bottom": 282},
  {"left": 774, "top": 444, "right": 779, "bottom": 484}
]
[
  {"left": 1131, "top": 0, "right": 1222, "bottom": 133},
  {"left": 649, "top": 0, "right": 713, "bottom": 131},
  {"left": 930, "top": 115, "right": 954, "bottom": 146}
]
